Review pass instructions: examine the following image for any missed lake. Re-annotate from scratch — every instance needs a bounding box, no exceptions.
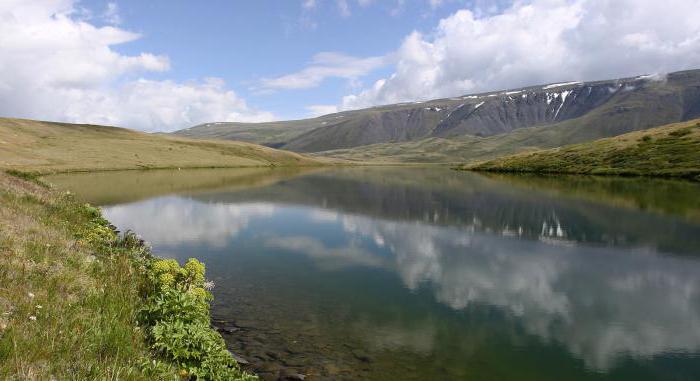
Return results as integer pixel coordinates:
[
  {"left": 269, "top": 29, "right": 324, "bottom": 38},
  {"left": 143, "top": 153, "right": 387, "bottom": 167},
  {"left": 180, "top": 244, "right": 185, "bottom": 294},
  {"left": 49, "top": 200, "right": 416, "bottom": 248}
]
[{"left": 45, "top": 167, "right": 700, "bottom": 381}]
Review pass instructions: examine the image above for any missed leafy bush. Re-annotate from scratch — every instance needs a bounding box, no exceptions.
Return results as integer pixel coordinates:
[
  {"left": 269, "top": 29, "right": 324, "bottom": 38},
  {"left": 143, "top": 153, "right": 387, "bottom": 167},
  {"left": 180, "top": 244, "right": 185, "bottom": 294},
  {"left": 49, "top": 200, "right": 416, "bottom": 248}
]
[{"left": 141, "top": 258, "right": 256, "bottom": 380}]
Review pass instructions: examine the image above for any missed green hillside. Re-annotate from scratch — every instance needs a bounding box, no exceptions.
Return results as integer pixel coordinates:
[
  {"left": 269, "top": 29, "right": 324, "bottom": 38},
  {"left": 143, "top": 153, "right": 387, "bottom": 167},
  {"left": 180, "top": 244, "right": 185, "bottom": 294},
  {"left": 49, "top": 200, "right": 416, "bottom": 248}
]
[
  {"left": 312, "top": 116, "right": 646, "bottom": 164},
  {"left": 463, "top": 119, "right": 700, "bottom": 180},
  {"left": 0, "top": 118, "right": 321, "bottom": 174},
  {"left": 175, "top": 69, "right": 700, "bottom": 156}
]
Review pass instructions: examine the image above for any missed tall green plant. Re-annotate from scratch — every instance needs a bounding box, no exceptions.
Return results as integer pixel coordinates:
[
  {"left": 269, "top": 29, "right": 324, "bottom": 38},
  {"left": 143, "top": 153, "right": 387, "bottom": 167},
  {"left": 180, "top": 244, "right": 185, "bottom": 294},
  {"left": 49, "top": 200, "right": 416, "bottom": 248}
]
[{"left": 140, "top": 257, "right": 257, "bottom": 380}]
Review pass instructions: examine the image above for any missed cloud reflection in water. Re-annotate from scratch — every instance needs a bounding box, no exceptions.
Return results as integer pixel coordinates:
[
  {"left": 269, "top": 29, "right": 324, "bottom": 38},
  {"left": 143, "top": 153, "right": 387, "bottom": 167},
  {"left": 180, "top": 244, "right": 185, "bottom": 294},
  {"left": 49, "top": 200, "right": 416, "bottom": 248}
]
[{"left": 104, "top": 196, "right": 700, "bottom": 370}]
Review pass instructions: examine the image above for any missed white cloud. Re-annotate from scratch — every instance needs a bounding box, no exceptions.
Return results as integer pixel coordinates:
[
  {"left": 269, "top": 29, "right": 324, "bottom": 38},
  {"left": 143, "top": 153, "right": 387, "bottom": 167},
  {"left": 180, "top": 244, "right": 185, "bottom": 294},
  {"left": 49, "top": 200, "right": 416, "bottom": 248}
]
[
  {"left": 60, "top": 78, "right": 275, "bottom": 131},
  {"left": 102, "top": 2, "right": 121, "bottom": 25},
  {"left": 257, "top": 52, "right": 387, "bottom": 90},
  {"left": 306, "top": 104, "right": 340, "bottom": 117},
  {"left": 338, "top": 0, "right": 700, "bottom": 110},
  {"left": 0, "top": 0, "right": 273, "bottom": 132}
]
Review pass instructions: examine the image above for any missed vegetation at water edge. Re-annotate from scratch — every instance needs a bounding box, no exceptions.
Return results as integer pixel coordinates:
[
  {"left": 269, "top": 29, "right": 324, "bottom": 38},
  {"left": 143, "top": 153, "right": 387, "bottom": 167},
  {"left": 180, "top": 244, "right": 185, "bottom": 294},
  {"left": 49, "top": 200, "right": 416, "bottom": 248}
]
[
  {"left": 0, "top": 170, "right": 256, "bottom": 380},
  {"left": 462, "top": 120, "right": 700, "bottom": 180}
]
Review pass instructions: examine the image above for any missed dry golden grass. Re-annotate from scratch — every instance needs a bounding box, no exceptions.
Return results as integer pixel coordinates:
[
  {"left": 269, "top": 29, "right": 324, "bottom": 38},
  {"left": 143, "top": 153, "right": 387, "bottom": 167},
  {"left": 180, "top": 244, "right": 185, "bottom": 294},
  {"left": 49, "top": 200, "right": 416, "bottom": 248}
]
[{"left": 0, "top": 118, "right": 322, "bottom": 174}]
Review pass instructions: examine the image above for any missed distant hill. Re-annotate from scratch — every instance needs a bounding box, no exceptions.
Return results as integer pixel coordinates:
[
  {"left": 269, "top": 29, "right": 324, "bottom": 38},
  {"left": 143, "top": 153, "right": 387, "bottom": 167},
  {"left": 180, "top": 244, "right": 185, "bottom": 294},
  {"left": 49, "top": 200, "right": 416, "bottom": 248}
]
[
  {"left": 0, "top": 118, "right": 320, "bottom": 173},
  {"left": 464, "top": 119, "right": 700, "bottom": 180},
  {"left": 174, "top": 69, "right": 700, "bottom": 157}
]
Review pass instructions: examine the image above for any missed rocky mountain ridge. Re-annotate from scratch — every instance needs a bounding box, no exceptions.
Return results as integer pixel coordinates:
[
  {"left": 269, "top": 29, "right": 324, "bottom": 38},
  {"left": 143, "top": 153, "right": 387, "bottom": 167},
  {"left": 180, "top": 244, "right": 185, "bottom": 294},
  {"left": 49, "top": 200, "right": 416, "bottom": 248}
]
[{"left": 174, "top": 69, "right": 700, "bottom": 155}]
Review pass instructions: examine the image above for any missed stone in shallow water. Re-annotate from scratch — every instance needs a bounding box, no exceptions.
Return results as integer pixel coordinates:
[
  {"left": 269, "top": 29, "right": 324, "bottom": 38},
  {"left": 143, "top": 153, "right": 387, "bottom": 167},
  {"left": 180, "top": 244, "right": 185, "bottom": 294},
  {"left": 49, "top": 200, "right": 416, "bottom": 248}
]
[
  {"left": 351, "top": 349, "right": 372, "bottom": 363},
  {"left": 228, "top": 351, "right": 249, "bottom": 365},
  {"left": 217, "top": 326, "right": 240, "bottom": 335},
  {"left": 278, "top": 369, "right": 306, "bottom": 380}
]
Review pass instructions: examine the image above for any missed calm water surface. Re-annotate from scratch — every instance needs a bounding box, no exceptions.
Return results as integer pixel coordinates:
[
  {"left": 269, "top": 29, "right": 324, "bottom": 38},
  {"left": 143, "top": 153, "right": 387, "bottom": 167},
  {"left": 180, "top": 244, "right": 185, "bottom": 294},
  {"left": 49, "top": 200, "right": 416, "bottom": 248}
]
[{"left": 46, "top": 168, "right": 700, "bottom": 381}]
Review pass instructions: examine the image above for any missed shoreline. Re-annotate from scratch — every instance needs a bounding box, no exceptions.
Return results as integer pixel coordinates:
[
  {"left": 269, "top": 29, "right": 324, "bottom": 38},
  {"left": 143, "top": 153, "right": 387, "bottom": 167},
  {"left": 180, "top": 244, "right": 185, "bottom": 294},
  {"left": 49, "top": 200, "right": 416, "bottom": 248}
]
[
  {"left": 0, "top": 170, "right": 258, "bottom": 380},
  {"left": 459, "top": 120, "right": 700, "bottom": 181},
  {"left": 458, "top": 166, "right": 700, "bottom": 182}
]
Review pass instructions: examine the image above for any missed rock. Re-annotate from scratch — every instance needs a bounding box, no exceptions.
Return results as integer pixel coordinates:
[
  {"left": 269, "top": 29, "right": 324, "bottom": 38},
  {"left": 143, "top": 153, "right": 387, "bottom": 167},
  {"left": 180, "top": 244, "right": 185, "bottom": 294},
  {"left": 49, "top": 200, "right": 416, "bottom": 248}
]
[
  {"left": 351, "top": 349, "right": 372, "bottom": 363},
  {"left": 217, "top": 326, "right": 240, "bottom": 335},
  {"left": 278, "top": 368, "right": 306, "bottom": 380},
  {"left": 229, "top": 351, "right": 249, "bottom": 365}
]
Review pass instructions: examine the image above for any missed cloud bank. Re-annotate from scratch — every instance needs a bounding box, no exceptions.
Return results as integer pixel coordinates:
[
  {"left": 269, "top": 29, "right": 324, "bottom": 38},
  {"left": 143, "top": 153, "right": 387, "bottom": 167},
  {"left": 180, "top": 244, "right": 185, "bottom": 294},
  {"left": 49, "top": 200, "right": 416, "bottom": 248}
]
[
  {"left": 339, "top": 0, "right": 700, "bottom": 110},
  {"left": 0, "top": 0, "right": 273, "bottom": 131}
]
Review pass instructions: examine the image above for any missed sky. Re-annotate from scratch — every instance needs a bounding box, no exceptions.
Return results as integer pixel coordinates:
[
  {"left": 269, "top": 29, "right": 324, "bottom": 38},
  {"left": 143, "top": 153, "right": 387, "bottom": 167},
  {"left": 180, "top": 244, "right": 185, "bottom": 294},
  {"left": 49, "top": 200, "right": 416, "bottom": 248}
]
[{"left": 1, "top": 0, "right": 700, "bottom": 132}]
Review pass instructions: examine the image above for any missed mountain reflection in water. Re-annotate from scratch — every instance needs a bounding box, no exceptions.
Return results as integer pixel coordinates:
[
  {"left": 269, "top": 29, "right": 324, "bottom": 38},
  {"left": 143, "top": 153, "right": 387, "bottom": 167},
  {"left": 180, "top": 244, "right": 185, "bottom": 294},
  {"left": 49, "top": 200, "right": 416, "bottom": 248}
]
[{"left": 46, "top": 168, "right": 700, "bottom": 380}]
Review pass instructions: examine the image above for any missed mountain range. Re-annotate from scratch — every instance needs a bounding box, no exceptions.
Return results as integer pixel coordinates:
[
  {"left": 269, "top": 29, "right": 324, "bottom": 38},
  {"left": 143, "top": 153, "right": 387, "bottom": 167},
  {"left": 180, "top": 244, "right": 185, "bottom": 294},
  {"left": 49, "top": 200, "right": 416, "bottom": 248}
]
[{"left": 174, "top": 69, "right": 700, "bottom": 163}]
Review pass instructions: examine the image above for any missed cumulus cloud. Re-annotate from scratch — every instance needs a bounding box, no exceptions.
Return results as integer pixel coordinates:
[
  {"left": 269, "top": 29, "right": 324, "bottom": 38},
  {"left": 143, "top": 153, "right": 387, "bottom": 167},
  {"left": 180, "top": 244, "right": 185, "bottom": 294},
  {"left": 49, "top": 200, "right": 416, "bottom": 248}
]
[
  {"left": 257, "top": 52, "right": 387, "bottom": 91},
  {"left": 339, "top": 0, "right": 700, "bottom": 110},
  {"left": 0, "top": 0, "right": 272, "bottom": 131},
  {"left": 306, "top": 104, "right": 340, "bottom": 117}
]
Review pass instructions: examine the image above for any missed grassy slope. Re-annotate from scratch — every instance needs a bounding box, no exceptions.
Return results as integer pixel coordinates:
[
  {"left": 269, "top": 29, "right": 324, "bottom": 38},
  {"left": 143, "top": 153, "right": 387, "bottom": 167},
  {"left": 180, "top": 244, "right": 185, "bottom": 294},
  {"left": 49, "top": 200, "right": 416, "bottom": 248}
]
[
  {"left": 311, "top": 123, "right": 580, "bottom": 164},
  {"left": 0, "top": 118, "right": 320, "bottom": 174},
  {"left": 0, "top": 172, "right": 172, "bottom": 379},
  {"left": 0, "top": 171, "right": 256, "bottom": 380},
  {"left": 466, "top": 119, "right": 700, "bottom": 179},
  {"left": 313, "top": 113, "right": 694, "bottom": 165},
  {"left": 184, "top": 69, "right": 700, "bottom": 156},
  {"left": 312, "top": 75, "right": 697, "bottom": 164},
  {"left": 173, "top": 119, "right": 328, "bottom": 146}
]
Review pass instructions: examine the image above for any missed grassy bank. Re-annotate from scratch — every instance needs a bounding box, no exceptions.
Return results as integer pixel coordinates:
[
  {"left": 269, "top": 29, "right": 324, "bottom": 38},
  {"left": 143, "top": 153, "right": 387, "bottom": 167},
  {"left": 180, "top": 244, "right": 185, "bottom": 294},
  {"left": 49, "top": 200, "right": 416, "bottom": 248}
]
[
  {"left": 0, "top": 171, "right": 256, "bottom": 380},
  {"left": 461, "top": 119, "right": 700, "bottom": 180},
  {"left": 0, "top": 117, "right": 321, "bottom": 174}
]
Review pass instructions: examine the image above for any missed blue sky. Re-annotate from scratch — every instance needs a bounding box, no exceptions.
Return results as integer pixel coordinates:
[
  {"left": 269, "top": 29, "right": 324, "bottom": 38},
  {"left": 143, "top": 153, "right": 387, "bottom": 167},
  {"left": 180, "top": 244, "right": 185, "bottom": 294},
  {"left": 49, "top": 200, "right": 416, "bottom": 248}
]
[
  {"left": 84, "top": 0, "right": 478, "bottom": 119},
  {"left": 1, "top": 0, "right": 699, "bottom": 131}
]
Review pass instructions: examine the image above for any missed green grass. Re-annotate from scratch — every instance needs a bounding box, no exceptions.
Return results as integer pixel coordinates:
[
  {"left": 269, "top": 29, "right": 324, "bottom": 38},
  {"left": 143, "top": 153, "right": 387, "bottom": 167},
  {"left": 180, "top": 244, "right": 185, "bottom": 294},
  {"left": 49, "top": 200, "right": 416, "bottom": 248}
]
[
  {"left": 0, "top": 117, "right": 322, "bottom": 174},
  {"left": 0, "top": 170, "right": 256, "bottom": 380},
  {"left": 311, "top": 121, "right": 593, "bottom": 164},
  {"left": 463, "top": 119, "right": 700, "bottom": 180}
]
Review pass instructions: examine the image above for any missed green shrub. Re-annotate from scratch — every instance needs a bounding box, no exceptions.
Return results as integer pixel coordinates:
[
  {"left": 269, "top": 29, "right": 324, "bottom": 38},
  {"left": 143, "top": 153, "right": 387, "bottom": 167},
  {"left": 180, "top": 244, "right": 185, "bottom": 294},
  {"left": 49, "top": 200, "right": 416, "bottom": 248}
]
[{"left": 140, "top": 257, "right": 256, "bottom": 380}]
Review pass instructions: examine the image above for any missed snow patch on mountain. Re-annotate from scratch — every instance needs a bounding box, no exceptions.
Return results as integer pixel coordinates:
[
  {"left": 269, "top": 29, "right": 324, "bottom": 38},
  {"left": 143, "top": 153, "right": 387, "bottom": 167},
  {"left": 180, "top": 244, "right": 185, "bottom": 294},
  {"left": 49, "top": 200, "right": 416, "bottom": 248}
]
[{"left": 543, "top": 81, "right": 582, "bottom": 90}]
